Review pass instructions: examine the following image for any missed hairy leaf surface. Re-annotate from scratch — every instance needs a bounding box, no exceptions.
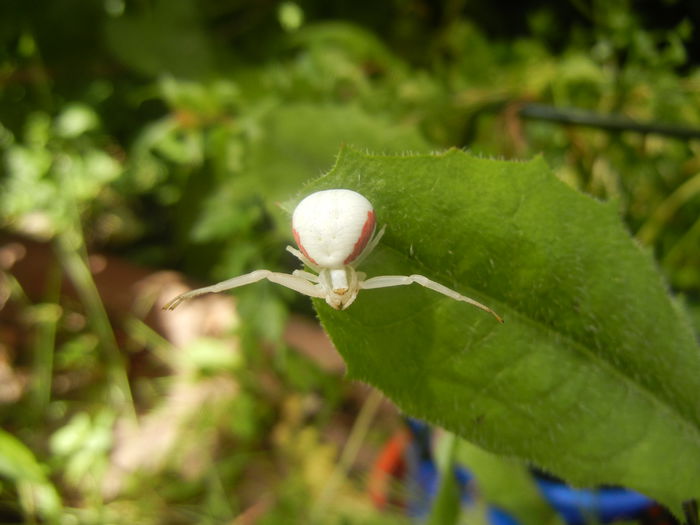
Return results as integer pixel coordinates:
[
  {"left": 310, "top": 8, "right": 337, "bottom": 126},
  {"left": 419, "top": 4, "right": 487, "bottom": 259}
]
[{"left": 304, "top": 147, "right": 700, "bottom": 512}]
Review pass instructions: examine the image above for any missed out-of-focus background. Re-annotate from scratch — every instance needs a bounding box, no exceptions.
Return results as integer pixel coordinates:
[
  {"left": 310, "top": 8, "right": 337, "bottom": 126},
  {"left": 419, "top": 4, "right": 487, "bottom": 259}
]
[{"left": 0, "top": 0, "right": 699, "bottom": 523}]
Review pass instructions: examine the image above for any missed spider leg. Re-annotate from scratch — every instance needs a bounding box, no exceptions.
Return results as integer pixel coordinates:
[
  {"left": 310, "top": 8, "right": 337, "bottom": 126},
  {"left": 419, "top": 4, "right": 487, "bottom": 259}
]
[
  {"left": 286, "top": 246, "right": 321, "bottom": 272},
  {"left": 351, "top": 225, "right": 386, "bottom": 267},
  {"left": 163, "top": 270, "right": 324, "bottom": 310},
  {"left": 360, "top": 274, "right": 503, "bottom": 323},
  {"left": 293, "top": 269, "right": 320, "bottom": 282}
]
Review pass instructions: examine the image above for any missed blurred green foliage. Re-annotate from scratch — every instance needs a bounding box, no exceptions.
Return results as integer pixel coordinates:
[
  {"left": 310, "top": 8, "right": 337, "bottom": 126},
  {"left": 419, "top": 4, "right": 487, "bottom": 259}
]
[{"left": 0, "top": 0, "right": 699, "bottom": 523}]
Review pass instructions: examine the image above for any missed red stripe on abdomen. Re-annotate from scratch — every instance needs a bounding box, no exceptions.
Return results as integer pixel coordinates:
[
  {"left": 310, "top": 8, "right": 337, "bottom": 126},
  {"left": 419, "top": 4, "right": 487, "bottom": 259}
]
[
  {"left": 344, "top": 210, "right": 375, "bottom": 264},
  {"left": 293, "top": 228, "right": 318, "bottom": 265}
]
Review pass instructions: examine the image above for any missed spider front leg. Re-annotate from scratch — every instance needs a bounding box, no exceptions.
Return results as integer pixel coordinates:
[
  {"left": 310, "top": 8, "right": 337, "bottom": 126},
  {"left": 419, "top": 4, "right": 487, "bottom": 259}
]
[
  {"left": 351, "top": 225, "right": 386, "bottom": 267},
  {"left": 286, "top": 246, "right": 320, "bottom": 272},
  {"left": 360, "top": 274, "right": 503, "bottom": 323},
  {"left": 163, "top": 270, "right": 324, "bottom": 310},
  {"left": 293, "top": 269, "right": 320, "bottom": 282}
]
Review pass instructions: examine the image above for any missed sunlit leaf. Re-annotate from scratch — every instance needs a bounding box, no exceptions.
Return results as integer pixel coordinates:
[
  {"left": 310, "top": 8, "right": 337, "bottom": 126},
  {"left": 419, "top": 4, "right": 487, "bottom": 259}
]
[
  {"left": 0, "top": 430, "right": 46, "bottom": 483},
  {"left": 54, "top": 103, "right": 99, "bottom": 138}
]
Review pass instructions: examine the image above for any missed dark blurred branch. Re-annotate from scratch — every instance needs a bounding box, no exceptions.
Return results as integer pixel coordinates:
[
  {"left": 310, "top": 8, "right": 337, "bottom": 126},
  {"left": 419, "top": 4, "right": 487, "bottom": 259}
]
[
  {"left": 518, "top": 103, "right": 700, "bottom": 140},
  {"left": 684, "top": 499, "right": 699, "bottom": 525}
]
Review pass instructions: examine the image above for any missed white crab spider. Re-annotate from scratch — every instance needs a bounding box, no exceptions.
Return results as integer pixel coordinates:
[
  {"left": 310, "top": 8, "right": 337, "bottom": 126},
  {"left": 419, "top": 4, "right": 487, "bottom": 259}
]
[{"left": 164, "top": 189, "right": 503, "bottom": 322}]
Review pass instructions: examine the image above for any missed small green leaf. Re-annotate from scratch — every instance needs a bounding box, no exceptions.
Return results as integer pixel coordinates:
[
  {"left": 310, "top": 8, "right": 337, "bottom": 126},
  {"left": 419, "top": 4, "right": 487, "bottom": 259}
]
[
  {"left": 0, "top": 430, "right": 62, "bottom": 519},
  {"left": 0, "top": 430, "right": 46, "bottom": 483},
  {"left": 305, "top": 147, "right": 700, "bottom": 513},
  {"left": 54, "top": 103, "right": 99, "bottom": 138},
  {"left": 246, "top": 103, "right": 430, "bottom": 200}
]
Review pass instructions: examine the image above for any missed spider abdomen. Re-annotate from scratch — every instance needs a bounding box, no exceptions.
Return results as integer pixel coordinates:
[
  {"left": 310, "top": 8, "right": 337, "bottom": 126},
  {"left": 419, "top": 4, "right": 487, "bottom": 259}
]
[{"left": 292, "top": 189, "right": 376, "bottom": 267}]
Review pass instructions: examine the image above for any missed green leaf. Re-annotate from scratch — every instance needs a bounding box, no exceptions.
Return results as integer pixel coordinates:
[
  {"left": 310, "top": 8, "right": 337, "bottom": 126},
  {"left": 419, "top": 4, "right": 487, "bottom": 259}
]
[
  {"left": 0, "top": 430, "right": 46, "bottom": 483},
  {"left": 247, "top": 103, "right": 430, "bottom": 200},
  {"left": 105, "top": 0, "right": 215, "bottom": 78},
  {"left": 0, "top": 430, "right": 62, "bottom": 519},
  {"left": 304, "top": 147, "right": 700, "bottom": 513},
  {"left": 54, "top": 103, "right": 99, "bottom": 138}
]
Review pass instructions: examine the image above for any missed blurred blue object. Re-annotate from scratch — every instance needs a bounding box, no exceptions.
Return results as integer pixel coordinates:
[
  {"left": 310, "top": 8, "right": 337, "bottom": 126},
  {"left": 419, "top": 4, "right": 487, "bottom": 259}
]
[
  {"left": 536, "top": 478, "right": 655, "bottom": 525},
  {"left": 406, "top": 451, "right": 519, "bottom": 525},
  {"left": 402, "top": 419, "right": 656, "bottom": 524}
]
